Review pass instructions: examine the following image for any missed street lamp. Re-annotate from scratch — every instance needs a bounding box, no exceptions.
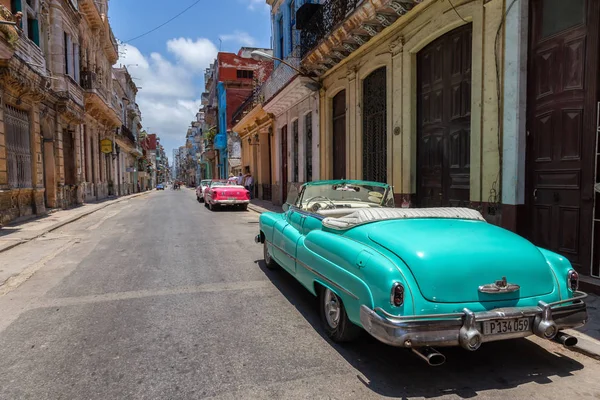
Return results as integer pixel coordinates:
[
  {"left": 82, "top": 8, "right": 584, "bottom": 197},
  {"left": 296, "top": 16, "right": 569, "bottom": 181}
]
[{"left": 250, "top": 50, "right": 322, "bottom": 91}]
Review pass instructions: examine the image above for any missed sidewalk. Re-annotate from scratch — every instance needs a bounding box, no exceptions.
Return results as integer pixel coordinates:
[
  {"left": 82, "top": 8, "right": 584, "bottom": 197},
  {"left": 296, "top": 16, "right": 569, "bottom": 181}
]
[
  {"left": 248, "top": 198, "right": 283, "bottom": 214},
  {"left": 0, "top": 191, "right": 151, "bottom": 254}
]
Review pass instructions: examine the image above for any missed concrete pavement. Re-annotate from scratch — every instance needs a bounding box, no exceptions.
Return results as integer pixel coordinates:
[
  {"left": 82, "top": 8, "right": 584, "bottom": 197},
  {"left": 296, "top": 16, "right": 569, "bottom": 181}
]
[
  {"left": 0, "top": 191, "right": 151, "bottom": 255},
  {"left": 0, "top": 189, "right": 599, "bottom": 399}
]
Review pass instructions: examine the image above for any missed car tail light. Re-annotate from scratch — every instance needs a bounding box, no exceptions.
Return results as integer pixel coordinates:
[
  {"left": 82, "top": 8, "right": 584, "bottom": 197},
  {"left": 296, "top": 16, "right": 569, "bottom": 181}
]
[
  {"left": 568, "top": 270, "right": 579, "bottom": 291},
  {"left": 391, "top": 282, "right": 404, "bottom": 307},
  {"left": 212, "top": 190, "right": 219, "bottom": 199},
  {"left": 246, "top": 190, "right": 250, "bottom": 199}
]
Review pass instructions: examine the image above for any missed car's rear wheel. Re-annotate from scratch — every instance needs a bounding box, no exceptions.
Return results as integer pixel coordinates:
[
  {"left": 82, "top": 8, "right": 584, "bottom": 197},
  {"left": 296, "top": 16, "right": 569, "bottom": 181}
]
[
  {"left": 241, "top": 204, "right": 248, "bottom": 211},
  {"left": 263, "top": 241, "right": 279, "bottom": 270},
  {"left": 319, "top": 287, "right": 361, "bottom": 342}
]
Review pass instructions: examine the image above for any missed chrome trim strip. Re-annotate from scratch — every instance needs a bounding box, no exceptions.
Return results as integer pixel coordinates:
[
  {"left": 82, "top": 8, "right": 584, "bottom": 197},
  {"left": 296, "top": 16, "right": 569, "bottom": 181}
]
[
  {"left": 373, "top": 291, "right": 588, "bottom": 322},
  {"left": 295, "top": 258, "right": 359, "bottom": 300},
  {"left": 265, "top": 239, "right": 359, "bottom": 300},
  {"left": 548, "top": 291, "right": 587, "bottom": 307}
]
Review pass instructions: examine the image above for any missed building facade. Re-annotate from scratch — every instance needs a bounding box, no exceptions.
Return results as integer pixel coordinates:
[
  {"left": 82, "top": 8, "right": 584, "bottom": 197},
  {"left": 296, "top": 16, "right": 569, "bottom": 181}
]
[{"left": 262, "top": 0, "right": 321, "bottom": 205}]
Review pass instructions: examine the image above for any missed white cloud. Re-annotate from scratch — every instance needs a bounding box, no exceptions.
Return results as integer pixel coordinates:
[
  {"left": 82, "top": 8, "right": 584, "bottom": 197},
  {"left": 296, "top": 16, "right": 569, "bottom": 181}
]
[
  {"left": 219, "top": 31, "right": 257, "bottom": 47},
  {"left": 166, "top": 37, "right": 218, "bottom": 71},
  {"left": 247, "top": 0, "right": 269, "bottom": 12},
  {"left": 118, "top": 42, "right": 214, "bottom": 157}
]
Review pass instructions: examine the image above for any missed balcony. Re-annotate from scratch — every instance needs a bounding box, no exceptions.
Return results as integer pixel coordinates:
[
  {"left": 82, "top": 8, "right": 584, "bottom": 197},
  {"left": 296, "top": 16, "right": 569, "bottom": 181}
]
[
  {"left": 262, "top": 53, "right": 300, "bottom": 103},
  {"left": 14, "top": 35, "right": 47, "bottom": 76},
  {"left": 121, "top": 124, "right": 136, "bottom": 145},
  {"left": 79, "top": 0, "right": 103, "bottom": 29},
  {"left": 81, "top": 70, "right": 121, "bottom": 127},
  {"left": 102, "top": 17, "right": 118, "bottom": 64},
  {"left": 231, "top": 86, "right": 264, "bottom": 126},
  {"left": 201, "top": 92, "right": 209, "bottom": 105},
  {"left": 298, "top": 0, "right": 420, "bottom": 75}
]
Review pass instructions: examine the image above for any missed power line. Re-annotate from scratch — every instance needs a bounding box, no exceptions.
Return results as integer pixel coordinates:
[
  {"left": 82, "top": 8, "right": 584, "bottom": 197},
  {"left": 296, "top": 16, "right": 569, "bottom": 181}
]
[
  {"left": 447, "top": 0, "right": 468, "bottom": 24},
  {"left": 123, "top": 0, "right": 203, "bottom": 43}
]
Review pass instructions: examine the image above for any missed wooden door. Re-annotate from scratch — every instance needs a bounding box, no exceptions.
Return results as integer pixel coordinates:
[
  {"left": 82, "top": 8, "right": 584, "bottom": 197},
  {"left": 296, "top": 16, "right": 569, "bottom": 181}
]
[
  {"left": 362, "top": 67, "right": 387, "bottom": 183},
  {"left": 416, "top": 24, "right": 472, "bottom": 207},
  {"left": 332, "top": 90, "right": 346, "bottom": 179},
  {"left": 281, "top": 125, "right": 288, "bottom": 203},
  {"left": 527, "top": 0, "right": 599, "bottom": 273}
]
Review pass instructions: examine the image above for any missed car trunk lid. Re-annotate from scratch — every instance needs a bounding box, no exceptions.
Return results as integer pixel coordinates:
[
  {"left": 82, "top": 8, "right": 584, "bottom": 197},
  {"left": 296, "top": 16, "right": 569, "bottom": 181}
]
[{"left": 367, "top": 219, "right": 555, "bottom": 303}]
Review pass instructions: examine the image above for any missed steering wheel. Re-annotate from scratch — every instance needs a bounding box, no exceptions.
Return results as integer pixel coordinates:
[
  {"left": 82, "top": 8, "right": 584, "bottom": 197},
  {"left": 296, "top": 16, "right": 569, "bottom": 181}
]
[{"left": 304, "top": 196, "right": 336, "bottom": 212}]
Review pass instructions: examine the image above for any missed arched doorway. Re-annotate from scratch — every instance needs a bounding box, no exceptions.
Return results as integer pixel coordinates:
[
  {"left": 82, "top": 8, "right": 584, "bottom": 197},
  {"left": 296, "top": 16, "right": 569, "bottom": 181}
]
[
  {"left": 416, "top": 24, "right": 472, "bottom": 207},
  {"left": 362, "top": 67, "right": 387, "bottom": 183}
]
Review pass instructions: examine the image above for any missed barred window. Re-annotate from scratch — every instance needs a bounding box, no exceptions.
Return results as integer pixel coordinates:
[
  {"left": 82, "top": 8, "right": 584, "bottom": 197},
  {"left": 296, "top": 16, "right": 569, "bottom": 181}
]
[{"left": 5, "top": 105, "right": 32, "bottom": 188}]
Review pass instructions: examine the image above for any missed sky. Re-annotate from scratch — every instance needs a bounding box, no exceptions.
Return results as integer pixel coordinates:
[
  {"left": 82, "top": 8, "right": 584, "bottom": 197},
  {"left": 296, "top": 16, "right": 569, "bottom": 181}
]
[{"left": 108, "top": 0, "right": 272, "bottom": 161}]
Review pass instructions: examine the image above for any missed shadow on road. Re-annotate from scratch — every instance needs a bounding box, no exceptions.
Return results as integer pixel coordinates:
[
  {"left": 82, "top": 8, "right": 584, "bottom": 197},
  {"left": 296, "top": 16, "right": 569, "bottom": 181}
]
[{"left": 255, "top": 259, "right": 585, "bottom": 398}]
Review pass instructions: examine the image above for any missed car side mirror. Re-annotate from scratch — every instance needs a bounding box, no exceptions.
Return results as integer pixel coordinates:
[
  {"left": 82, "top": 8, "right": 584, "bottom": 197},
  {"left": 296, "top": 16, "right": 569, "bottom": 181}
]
[{"left": 282, "top": 203, "right": 290, "bottom": 212}]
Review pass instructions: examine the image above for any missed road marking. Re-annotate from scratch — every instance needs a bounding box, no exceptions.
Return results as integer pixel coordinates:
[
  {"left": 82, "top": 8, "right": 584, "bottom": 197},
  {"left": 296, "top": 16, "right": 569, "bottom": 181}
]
[
  {"left": 0, "top": 239, "right": 79, "bottom": 296},
  {"left": 35, "top": 280, "right": 273, "bottom": 308}
]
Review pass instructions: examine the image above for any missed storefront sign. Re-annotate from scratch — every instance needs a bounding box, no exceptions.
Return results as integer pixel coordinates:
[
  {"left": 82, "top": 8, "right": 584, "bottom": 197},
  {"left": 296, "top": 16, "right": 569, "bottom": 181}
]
[{"left": 100, "top": 139, "right": 113, "bottom": 154}]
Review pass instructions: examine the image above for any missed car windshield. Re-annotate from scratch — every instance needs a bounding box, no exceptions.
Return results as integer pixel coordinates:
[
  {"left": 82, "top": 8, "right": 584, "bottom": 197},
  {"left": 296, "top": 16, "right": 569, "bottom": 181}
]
[
  {"left": 210, "top": 181, "right": 227, "bottom": 187},
  {"left": 293, "top": 182, "right": 394, "bottom": 211},
  {"left": 201, "top": 180, "right": 211, "bottom": 186}
]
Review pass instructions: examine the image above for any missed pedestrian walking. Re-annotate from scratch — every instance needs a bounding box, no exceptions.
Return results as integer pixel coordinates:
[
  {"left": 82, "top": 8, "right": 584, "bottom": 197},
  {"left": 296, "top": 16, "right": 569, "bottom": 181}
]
[
  {"left": 237, "top": 172, "right": 243, "bottom": 185},
  {"left": 245, "top": 173, "right": 254, "bottom": 200}
]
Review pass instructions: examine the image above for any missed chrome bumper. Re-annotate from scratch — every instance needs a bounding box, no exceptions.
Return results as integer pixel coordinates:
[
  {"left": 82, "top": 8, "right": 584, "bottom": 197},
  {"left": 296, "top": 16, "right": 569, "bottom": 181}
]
[
  {"left": 359, "top": 291, "right": 588, "bottom": 351},
  {"left": 213, "top": 199, "right": 249, "bottom": 205}
]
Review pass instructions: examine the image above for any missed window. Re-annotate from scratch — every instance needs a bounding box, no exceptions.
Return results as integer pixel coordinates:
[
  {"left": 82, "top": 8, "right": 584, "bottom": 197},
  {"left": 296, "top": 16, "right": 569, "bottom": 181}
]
[
  {"left": 277, "top": 17, "right": 284, "bottom": 59},
  {"left": 305, "top": 113, "right": 312, "bottom": 182},
  {"left": 5, "top": 105, "right": 32, "bottom": 188},
  {"left": 236, "top": 70, "right": 254, "bottom": 79},
  {"left": 292, "top": 119, "right": 298, "bottom": 182},
  {"left": 63, "top": 130, "right": 76, "bottom": 185},
  {"left": 27, "top": 17, "right": 39, "bottom": 45},
  {"left": 289, "top": 0, "right": 295, "bottom": 50},
  {"left": 541, "top": 0, "right": 585, "bottom": 38},
  {"left": 64, "top": 32, "right": 70, "bottom": 76}
]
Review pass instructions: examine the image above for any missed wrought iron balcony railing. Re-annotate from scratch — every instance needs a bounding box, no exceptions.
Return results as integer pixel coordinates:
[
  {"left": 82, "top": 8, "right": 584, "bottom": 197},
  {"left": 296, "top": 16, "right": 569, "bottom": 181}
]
[
  {"left": 299, "top": 0, "right": 362, "bottom": 59},
  {"left": 231, "top": 84, "right": 265, "bottom": 125},
  {"left": 121, "top": 124, "right": 136, "bottom": 144}
]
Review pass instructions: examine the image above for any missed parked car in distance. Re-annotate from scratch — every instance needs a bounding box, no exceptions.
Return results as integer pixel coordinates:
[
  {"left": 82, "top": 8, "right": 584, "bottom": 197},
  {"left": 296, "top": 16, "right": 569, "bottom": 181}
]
[
  {"left": 204, "top": 180, "right": 250, "bottom": 211},
  {"left": 254, "top": 180, "right": 588, "bottom": 366},
  {"left": 196, "top": 179, "right": 212, "bottom": 202},
  {"left": 156, "top": 184, "right": 164, "bottom": 190}
]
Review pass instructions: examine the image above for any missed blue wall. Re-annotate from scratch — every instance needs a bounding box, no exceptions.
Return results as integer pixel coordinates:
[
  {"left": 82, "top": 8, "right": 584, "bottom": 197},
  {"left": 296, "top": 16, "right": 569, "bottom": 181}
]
[{"left": 216, "top": 82, "right": 228, "bottom": 179}]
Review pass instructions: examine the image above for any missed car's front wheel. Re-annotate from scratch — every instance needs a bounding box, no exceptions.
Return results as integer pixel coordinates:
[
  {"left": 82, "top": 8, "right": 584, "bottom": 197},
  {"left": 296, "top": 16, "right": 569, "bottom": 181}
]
[
  {"left": 263, "top": 241, "right": 279, "bottom": 270},
  {"left": 319, "top": 287, "right": 361, "bottom": 342}
]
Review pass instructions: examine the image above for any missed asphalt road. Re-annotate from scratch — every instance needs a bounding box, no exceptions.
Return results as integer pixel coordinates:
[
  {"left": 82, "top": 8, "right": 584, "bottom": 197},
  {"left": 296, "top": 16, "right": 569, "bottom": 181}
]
[{"left": 1, "top": 189, "right": 600, "bottom": 399}]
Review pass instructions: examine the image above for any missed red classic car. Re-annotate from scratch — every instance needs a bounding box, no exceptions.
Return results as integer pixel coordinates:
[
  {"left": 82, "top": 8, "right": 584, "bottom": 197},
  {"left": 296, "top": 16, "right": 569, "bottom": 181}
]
[{"left": 204, "top": 180, "right": 250, "bottom": 211}]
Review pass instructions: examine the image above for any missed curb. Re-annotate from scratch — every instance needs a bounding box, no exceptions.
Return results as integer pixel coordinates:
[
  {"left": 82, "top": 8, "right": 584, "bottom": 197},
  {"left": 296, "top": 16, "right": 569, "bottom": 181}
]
[
  {"left": 0, "top": 192, "right": 150, "bottom": 254},
  {"left": 564, "top": 329, "right": 600, "bottom": 360},
  {"left": 247, "top": 204, "right": 270, "bottom": 214}
]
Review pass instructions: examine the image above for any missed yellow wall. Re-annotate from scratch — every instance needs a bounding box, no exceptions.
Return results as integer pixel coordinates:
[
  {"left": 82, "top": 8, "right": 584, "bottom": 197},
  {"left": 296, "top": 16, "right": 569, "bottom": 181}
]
[{"left": 319, "top": 0, "right": 504, "bottom": 204}]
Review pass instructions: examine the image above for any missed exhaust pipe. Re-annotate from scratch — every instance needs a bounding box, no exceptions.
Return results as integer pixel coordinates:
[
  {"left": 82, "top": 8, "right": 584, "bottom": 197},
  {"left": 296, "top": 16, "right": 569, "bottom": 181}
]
[
  {"left": 412, "top": 347, "right": 446, "bottom": 366},
  {"left": 553, "top": 332, "right": 578, "bottom": 347}
]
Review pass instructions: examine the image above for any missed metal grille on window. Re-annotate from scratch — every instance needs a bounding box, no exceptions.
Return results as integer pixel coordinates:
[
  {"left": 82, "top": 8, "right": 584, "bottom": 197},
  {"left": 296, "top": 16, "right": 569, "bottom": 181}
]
[
  {"left": 305, "top": 112, "right": 312, "bottom": 182},
  {"left": 362, "top": 67, "right": 387, "bottom": 183},
  {"left": 293, "top": 119, "right": 299, "bottom": 182},
  {"left": 5, "top": 105, "right": 32, "bottom": 188}
]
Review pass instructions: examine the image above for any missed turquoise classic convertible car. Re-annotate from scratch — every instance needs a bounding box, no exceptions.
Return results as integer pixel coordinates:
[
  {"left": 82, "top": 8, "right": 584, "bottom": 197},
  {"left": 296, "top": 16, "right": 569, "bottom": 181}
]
[{"left": 254, "top": 180, "right": 588, "bottom": 366}]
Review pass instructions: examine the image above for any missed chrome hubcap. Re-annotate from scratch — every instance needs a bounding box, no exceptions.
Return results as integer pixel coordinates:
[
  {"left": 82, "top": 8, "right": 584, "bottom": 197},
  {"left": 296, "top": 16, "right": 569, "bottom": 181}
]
[{"left": 324, "top": 289, "right": 341, "bottom": 329}]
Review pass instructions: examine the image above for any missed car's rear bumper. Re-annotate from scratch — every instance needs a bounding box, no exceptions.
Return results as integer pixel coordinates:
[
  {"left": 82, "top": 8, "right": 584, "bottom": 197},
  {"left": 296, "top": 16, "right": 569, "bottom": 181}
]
[
  {"left": 359, "top": 291, "right": 588, "bottom": 351},
  {"left": 212, "top": 199, "right": 249, "bottom": 205}
]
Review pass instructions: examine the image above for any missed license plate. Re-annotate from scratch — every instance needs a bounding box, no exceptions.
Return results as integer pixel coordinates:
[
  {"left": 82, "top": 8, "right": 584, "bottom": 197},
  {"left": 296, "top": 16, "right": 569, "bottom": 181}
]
[
  {"left": 483, "top": 318, "right": 530, "bottom": 335},
  {"left": 228, "top": 197, "right": 235, "bottom": 200}
]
